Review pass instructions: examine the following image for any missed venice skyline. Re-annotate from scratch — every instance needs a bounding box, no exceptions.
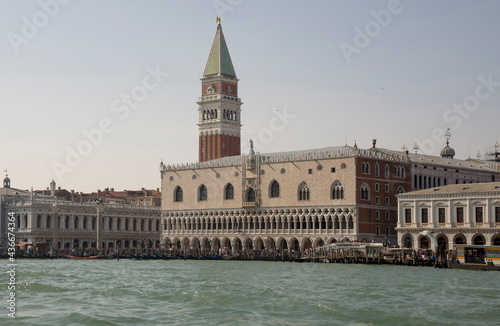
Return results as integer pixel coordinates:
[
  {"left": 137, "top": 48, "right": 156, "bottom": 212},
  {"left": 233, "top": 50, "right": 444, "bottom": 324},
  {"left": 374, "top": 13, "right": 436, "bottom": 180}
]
[{"left": 2, "top": 1, "right": 500, "bottom": 192}]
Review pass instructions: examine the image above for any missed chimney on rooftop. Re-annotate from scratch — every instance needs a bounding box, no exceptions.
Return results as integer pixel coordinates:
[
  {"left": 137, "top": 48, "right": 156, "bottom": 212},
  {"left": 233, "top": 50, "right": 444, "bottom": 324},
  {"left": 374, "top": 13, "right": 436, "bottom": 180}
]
[
  {"left": 111, "top": 188, "right": 114, "bottom": 192},
  {"left": 372, "top": 139, "right": 377, "bottom": 150}
]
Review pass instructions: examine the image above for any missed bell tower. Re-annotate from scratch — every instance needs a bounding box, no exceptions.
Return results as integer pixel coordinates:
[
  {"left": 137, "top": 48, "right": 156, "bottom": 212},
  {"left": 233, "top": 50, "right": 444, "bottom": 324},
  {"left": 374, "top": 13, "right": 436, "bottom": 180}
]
[{"left": 198, "top": 18, "right": 242, "bottom": 162}]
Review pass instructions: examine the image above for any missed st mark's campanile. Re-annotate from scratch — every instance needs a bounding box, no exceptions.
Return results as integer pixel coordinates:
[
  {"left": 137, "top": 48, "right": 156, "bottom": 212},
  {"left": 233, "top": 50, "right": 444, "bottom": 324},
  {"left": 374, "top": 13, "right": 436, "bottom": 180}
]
[{"left": 198, "top": 18, "right": 242, "bottom": 162}]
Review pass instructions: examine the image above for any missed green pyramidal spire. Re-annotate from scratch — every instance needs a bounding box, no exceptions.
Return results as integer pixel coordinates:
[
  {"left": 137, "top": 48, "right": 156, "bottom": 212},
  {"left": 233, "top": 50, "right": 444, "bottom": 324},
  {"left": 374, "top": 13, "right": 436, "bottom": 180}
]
[{"left": 203, "top": 23, "right": 236, "bottom": 78}]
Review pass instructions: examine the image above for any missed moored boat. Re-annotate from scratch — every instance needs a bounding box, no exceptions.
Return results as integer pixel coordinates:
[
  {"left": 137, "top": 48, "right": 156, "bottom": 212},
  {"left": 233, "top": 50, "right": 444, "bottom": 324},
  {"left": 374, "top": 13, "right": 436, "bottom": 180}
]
[{"left": 65, "top": 254, "right": 100, "bottom": 260}]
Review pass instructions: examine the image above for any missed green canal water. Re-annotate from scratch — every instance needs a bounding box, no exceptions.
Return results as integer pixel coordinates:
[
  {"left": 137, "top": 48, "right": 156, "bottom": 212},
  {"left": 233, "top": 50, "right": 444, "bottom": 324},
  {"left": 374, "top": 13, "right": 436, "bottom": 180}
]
[{"left": 1, "top": 259, "right": 499, "bottom": 325}]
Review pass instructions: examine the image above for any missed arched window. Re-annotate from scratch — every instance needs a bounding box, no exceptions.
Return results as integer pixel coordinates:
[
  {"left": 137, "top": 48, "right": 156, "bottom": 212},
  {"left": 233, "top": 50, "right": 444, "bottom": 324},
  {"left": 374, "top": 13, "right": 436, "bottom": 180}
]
[
  {"left": 385, "top": 165, "right": 390, "bottom": 178},
  {"left": 270, "top": 181, "right": 280, "bottom": 198},
  {"left": 375, "top": 163, "right": 379, "bottom": 177},
  {"left": 156, "top": 220, "right": 160, "bottom": 231},
  {"left": 396, "top": 186, "right": 405, "bottom": 194},
  {"left": 108, "top": 218, "right": 113, "bottom": 230},
  {"left": 298, "top": 183, "right": 310, "bottom": 201},
  {"left": 331, "top": 181, "right": 344, "bottom": 200},
  {"left": 92, "top": 217, "right": 96, "bottom": 230},
  {"left": 117, "top": 218, "right": 121, "bottom": 230},
  {"left": 148, "top": 220, "right": 152, "bottom": 231},
  {"left": 83, "top": 217, "right": 88, "bottom": 229},
  {"left": 46, "top": 215, "right": 51, "bottom": 229},
  {"left": 199, "top": 185, "right": 207, "bottom": 201},
  {"left": 362, "top": 163, "right": 366, "bottom": 174},
  {"left": 133, "top": 219, "right": 137, "bottom": 230},
  {"left": 360, "top": 183, "right": 370, "bottom": 200},
  {"left": 365, "top": 163, "right": 370, "bottom": 174},
  {"left": 247, "top": 188, "right": 256, "bottom": 202},
  {"left": 36, "top": 215, "right": 41, "bottom": 228},
  {"left": 125, "top": 219, "right": 129, "bottom": 231},
  {"left": 174, "top": 186, "right": 183, "bottom": 202},
  {"left": 74, "top": 216, "right": 79, "bottom": 229},
  {"left": 225, "top": 183, "right": 234, "bottom": 200}
]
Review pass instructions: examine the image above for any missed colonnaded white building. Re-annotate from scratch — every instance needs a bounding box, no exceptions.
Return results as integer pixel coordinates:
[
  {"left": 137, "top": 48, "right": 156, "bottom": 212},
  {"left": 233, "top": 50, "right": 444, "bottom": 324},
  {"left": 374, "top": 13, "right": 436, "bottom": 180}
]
[
  {"left": 0, "top": 176, "right": 161, "bottom": 251},
  {"left": 396, "top": 182, "right": 500, "bottom": 250}
]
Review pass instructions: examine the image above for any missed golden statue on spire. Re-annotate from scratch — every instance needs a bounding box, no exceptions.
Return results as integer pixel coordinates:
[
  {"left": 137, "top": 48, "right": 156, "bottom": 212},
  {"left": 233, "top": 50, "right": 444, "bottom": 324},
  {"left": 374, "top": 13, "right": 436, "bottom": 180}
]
[{"left": 217, "top": 16, "right": 221, "bottom": 25}]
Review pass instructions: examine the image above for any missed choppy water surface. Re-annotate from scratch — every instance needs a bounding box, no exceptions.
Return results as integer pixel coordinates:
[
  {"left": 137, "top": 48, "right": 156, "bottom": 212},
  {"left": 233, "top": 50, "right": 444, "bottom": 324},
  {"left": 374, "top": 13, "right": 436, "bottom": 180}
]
[{"left": 1, "top": 259, "right": 499, "bottom": 325}]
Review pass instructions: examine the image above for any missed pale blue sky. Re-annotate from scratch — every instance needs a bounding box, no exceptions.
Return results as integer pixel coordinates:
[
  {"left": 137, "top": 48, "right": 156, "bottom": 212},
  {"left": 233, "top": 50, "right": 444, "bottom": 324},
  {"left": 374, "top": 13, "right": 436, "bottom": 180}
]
[{"left": 1, "top": 1, "right": 499, "bottom": 192}]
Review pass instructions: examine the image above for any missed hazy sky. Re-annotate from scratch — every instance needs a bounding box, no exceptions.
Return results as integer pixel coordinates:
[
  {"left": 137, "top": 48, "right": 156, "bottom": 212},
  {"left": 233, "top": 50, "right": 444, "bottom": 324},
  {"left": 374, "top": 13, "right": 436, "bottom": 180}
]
[{"left": 1, "top": 1, "right": 499, "bottom": 192}]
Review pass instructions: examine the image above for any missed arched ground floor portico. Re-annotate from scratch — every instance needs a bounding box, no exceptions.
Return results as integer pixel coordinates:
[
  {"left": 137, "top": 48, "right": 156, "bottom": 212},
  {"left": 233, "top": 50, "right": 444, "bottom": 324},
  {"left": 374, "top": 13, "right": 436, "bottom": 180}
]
[
  {"left": 397, "top": 228, "right": 500, "bottom": 251},
  {"left": 161, "top": 234, "right": 356, "bottom": 254},
  {"left": 13, "top": 232, "right": 161, "bottom": 252}
]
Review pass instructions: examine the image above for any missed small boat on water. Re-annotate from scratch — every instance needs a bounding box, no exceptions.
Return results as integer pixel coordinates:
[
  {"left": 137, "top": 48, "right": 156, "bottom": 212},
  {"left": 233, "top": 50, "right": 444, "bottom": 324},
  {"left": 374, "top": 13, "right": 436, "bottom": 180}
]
[
  {"left": 65, "top": 254, "right": 100, "bottom": 260},
  {"left": 452, "top": 245, "right": 500, "bottom": 271}
]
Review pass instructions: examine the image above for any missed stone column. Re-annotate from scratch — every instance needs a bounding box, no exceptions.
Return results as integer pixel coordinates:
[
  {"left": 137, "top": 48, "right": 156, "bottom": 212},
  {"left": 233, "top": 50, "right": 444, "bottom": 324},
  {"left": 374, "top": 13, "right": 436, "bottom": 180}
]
[
  {"left": 52, "top": 204, "right": 60, "bottom": 251},
  {"left": 446, "top": 200, "right": 453, "bottom": 227},
  {"left": 466, "top": 199, "right": 474, "bottom": 227},
  {"left": 431, "top": 201, "right": 438, "bottom": 227},
  {"left": 486, "top": 198, "right": 493, "bottom": 227},
  {"left": 96, "top": 203, "right": 104, "bottom": 250}
]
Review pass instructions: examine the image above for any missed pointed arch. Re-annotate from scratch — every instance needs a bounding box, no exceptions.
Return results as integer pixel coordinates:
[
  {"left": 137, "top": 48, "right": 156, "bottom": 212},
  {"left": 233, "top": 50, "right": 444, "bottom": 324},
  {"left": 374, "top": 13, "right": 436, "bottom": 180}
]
[
  {"left": 246, "top": 188, "right": 256, "bottom": 202},
  {"left": 224, "top": 183, "right": 234, "bottom": 200},
  {"left": 331, "top": 180, "right": 344, "bottom": 200},
  {"left": 198, "top": 184, "right": 207, "bottom": 201},
  {"left": 298, "top": 182, "right": 310, "bottom": 201},
  {"left": 174, "top": 186, "right": 183, "bottom": 202},
  {"left": 360, "top": 182, "right": 370, "bottom": 200},
  {"left": 270, "top": 180, "right": 280, "bottom": 198},
  {"left": 362, "top": 162, "right": 370, "bottom": 174}
]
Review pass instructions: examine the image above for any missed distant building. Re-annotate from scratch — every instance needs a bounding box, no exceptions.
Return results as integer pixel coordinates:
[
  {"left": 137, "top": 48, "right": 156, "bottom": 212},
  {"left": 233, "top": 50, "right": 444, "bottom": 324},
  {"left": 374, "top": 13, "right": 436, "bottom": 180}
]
[
  {"left": 1, "top": 177, "right": 161, "bottom": 251},
  {"left": 396, "top": 182, "right": 500, "bottom": 250},
  {"left": 379, "top": 131, "right": 499, "bottom": 190},
  {"left": 34, "top": 181, "right": 161, "bottom": 207}
]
